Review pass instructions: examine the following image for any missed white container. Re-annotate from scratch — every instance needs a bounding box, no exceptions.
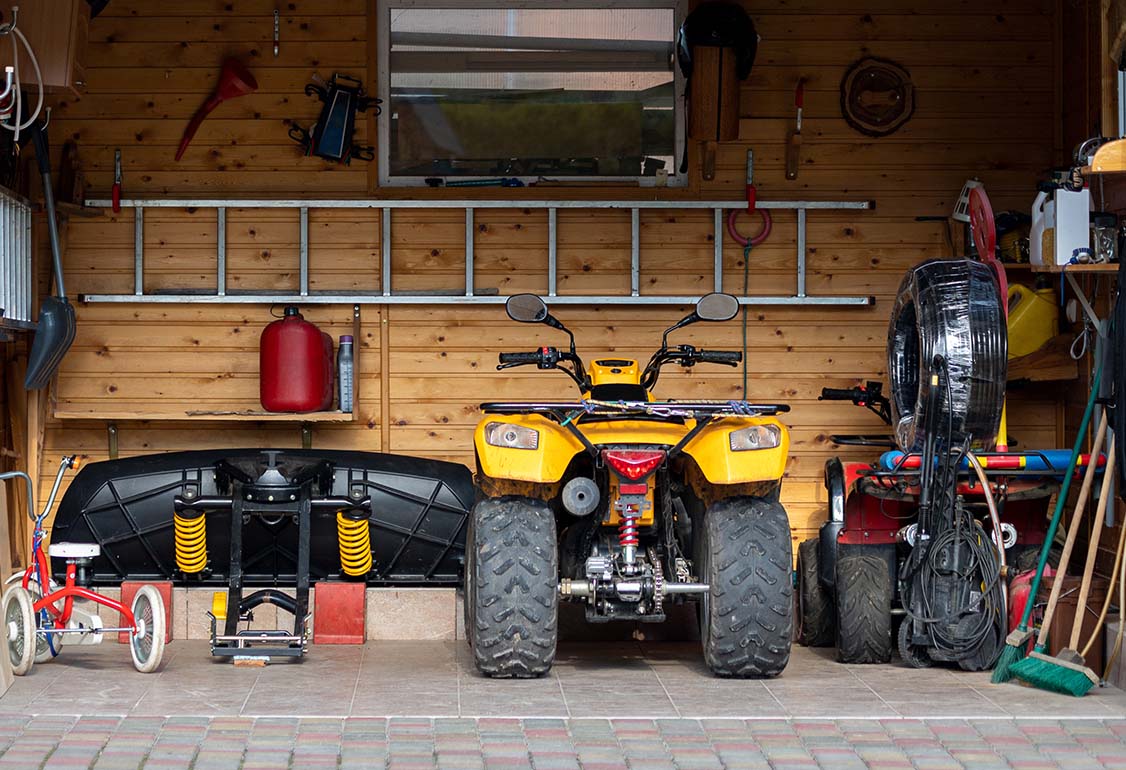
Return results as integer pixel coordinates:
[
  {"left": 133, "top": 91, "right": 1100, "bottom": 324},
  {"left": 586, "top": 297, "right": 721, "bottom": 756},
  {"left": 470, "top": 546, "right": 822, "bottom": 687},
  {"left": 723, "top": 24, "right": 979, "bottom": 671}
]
[{"left": 1032, "top": 186, "right": 1092, "bottom": 267}]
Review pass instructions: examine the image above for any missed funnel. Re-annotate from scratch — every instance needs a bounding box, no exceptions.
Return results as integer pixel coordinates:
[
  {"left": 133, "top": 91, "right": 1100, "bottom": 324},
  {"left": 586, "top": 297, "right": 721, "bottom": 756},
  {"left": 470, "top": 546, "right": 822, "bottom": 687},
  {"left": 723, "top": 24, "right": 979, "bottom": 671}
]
[{"left": 175, "top": 58, "right": 258, "bottom": 161}]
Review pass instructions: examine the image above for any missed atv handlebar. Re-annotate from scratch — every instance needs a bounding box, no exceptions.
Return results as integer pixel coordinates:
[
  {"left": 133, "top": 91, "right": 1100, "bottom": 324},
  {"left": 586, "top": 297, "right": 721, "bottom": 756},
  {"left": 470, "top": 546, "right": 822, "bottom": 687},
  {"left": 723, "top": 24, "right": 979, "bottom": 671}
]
[
  {"left": 820, "top": 387, "right": 865, "bottom": 401},
  {"left": 498, "top": 351, "right": 544, "bottom": 365},
  {"left": 695, "top": 350, "right": 742, "bottom": 365}
]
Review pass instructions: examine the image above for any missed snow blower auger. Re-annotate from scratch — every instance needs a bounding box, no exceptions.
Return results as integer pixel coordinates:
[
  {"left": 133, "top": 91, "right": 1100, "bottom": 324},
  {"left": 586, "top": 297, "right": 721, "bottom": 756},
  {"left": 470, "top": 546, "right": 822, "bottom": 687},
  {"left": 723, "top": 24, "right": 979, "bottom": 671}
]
[{"left": 289, "top": 73, "right": 380, "bottom": 164}]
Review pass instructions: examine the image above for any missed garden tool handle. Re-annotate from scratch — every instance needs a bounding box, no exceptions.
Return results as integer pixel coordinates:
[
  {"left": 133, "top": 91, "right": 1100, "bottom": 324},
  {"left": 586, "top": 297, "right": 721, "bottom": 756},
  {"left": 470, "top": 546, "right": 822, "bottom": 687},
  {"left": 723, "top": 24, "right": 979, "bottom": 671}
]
[
  {"left": 29, "top": 117, "right": 66, "bottom": 300},
  {"left": 1038, "top": 410, "right": 1108, "bottom": 645},
  {"left": 1069, "top": 436, "right": 1116, "bottom": 649}
]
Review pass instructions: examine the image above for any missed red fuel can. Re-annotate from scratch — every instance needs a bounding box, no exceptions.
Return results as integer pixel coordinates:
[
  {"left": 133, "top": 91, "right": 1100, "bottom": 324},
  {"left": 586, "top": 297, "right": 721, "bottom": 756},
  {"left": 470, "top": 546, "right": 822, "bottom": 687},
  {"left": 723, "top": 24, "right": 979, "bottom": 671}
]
[{"left": 260, "top": 307, "right": 335, "bottom": 412}]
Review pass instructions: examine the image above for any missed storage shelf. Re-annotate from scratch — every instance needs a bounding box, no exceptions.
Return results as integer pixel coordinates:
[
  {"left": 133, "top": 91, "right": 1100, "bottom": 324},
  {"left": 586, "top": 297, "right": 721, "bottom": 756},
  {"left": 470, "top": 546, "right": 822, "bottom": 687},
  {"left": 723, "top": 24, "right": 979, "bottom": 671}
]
[
  {"left": 54, "top": 410, "right": 355, "bottom": 422},
  {"left": 1030, "top": 263, "right": 1118, "bottom": 274}
]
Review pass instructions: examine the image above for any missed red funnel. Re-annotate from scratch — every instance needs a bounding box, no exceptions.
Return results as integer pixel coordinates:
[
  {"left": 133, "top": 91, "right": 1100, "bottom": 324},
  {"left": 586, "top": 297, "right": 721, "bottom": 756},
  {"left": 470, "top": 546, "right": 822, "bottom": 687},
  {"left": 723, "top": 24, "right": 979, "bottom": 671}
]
[{"left": 175, "top": 58, "right": 258, "bottom": 161}]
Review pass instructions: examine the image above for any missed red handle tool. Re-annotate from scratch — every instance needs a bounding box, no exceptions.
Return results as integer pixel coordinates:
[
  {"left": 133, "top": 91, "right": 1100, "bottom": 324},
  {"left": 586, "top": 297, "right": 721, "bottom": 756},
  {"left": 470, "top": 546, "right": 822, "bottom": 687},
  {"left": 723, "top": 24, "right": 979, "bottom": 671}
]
[{"left": 111, "top": 149, "right": 122, "bottom": 214}]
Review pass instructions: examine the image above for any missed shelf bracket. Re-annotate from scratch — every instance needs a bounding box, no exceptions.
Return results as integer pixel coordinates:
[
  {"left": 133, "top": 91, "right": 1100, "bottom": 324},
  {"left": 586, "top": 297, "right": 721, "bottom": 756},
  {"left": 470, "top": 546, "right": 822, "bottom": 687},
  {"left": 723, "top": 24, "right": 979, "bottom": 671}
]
[
  {"left": 107, "top": 423, "right": 118, "bottom": 460},
  {"left": 301, "top": 422, "right": 313, "bottom": 449}
]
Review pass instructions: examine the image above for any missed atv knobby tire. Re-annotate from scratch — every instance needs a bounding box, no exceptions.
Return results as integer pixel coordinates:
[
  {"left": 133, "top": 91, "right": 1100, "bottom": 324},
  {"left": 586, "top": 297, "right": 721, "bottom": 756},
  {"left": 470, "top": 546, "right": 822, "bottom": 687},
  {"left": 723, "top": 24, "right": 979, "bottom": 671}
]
[
  {"left": 798, "top": 538, "right": 834, "bottom": 647},
  {"left": 698, "top": 496, "right": 793, "bottom": 677},
  {"left": 835, "top": 554, "right": 892, "bottom": 664},
  {"left": 466, "top": 496, "right": 558, "bottom": 678}
]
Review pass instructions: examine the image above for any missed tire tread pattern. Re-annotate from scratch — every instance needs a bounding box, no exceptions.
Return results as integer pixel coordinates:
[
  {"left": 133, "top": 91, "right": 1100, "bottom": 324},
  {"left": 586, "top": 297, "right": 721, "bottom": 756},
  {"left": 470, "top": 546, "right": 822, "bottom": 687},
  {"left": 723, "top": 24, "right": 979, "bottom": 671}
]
[
  {"left": 835, "top": 554, "right": 892, "bottom": 664},
  {"left": 798, "top": 538, "right": 834, "bottom": 647},
  {"left": 702, "top": 496, "right": 794, "bottom": 678},
  {"left": 469, "top": 496, "right": 558, "bottom": 678}
]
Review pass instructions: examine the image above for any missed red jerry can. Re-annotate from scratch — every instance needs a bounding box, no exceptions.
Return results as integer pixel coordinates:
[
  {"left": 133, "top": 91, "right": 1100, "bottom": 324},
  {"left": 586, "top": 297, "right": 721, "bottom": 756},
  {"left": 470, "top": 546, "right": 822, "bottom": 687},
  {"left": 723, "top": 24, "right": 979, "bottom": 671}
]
[{"left": 260, "top": 306, "right": 334, "bottom": 412}]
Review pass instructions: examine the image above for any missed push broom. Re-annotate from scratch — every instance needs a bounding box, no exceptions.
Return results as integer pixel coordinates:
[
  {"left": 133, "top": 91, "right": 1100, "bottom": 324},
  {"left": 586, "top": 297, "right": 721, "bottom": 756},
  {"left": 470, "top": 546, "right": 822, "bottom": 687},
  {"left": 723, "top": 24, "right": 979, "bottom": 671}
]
[
  {"left": 1010, "top": 429, "right": 1114, "bottom": 696},
  {"left": 992, "top": 361, "right": 1104, "bottom": 682}
]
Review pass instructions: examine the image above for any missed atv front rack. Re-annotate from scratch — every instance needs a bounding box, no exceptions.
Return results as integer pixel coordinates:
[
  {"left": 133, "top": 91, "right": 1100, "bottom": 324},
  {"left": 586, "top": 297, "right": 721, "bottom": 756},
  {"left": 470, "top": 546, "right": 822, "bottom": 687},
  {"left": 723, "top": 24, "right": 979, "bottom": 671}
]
[{"left": 480, "top": 400, "right": 790, "bottom": 421}]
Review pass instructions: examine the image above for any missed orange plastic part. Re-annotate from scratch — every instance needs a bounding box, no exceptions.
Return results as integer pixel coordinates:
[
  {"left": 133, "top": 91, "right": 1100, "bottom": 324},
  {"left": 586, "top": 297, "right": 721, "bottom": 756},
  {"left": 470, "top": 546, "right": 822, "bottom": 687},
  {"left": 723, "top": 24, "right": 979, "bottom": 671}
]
[{"left": 313, "top": 581, "right": 366, "bottom": 645}]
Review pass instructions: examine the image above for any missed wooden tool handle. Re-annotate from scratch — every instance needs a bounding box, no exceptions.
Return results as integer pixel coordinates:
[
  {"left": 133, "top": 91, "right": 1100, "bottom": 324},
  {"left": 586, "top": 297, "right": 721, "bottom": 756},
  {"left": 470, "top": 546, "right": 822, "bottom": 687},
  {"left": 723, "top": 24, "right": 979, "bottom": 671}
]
[
  {"left": 1037, "top": 411, "right": 1108, "bottom": 645},
  {"left": 1069, "top": 435, "right": 1116, "bottom": 649}
]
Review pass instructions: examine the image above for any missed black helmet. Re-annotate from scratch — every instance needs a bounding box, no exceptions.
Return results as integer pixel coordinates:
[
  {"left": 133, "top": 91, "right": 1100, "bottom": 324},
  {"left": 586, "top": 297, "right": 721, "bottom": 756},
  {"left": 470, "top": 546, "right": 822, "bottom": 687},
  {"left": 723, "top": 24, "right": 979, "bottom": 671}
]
[{"left": 676, "top": 2, "right": 759, "bottom": 81}]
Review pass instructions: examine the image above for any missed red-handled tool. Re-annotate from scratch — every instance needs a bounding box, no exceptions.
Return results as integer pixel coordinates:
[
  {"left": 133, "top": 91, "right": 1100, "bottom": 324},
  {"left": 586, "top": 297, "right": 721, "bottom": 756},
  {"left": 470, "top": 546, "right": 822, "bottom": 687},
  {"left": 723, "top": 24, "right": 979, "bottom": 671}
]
[
  {"left": 785, "top": 78, "right": 805, "bottom": 180},
  {"left": 111, "top": 149, "right": 122, "bottom": 213}
]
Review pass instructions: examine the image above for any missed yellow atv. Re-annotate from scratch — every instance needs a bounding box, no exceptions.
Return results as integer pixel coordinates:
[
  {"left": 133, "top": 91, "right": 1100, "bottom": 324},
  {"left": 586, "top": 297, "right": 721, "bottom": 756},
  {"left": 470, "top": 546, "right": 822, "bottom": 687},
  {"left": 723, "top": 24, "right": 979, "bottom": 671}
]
[{"left": 465, "top": 293, "right": 794, "bottom": 678}]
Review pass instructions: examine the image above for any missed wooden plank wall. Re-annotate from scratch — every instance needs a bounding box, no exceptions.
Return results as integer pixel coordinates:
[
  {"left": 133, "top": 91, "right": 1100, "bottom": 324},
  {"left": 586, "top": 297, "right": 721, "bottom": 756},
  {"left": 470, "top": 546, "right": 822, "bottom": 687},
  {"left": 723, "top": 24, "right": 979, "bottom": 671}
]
[{"left": 34, "top": 0, "right": 1059, "bottom": 557}]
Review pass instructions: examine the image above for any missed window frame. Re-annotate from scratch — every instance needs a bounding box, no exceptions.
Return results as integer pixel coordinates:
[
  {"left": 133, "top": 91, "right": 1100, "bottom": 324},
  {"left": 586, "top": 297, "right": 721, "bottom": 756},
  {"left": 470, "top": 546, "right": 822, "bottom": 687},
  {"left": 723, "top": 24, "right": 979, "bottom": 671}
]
[{"left": 375, "top": 0, "right": 688, "bottom": 188}]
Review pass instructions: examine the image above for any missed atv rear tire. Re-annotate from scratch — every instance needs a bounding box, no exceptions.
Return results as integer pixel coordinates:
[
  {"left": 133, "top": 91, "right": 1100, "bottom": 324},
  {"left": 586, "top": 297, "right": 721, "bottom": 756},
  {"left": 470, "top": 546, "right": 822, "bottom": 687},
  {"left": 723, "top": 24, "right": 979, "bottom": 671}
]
[
  {"left": 835, "top": 554, "right": 892, "bottom": 664},
  {"left": 798, "top": 538, "right": 834, "bottom": 647},
  {"left": 466, "top": 496, "right": 558, "bottom": 678},
  {"left": 698, "top": 496, "right": 793, "bottom": 678}
]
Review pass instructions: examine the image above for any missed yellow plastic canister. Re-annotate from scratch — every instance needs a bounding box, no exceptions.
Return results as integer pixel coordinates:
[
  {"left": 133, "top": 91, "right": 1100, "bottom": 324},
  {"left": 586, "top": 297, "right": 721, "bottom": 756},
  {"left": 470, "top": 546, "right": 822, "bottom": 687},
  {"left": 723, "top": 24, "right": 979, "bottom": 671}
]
[{"left": 1007, "top": 283, "right": 1058, "bottom": 358}]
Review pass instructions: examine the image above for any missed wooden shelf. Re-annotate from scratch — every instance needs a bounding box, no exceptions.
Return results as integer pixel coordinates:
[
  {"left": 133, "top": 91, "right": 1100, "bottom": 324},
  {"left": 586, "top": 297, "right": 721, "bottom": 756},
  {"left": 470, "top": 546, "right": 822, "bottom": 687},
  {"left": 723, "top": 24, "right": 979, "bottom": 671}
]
[
  {"left": 54, "top": 410, "right": 355, "bottom": 422},
  {"left": 1030, "top": 262, "right": 1118, "bottom": 274},
  {"left": 1007, "top": 335, "right": 1078, "bottom": 383}
]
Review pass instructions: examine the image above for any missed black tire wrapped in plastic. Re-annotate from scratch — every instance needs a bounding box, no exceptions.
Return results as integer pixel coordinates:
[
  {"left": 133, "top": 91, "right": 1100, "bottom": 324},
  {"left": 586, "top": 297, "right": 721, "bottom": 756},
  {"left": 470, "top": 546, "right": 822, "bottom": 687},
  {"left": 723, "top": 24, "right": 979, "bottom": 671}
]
[{"left": 887, "top": 259, "right": 1007, "bottom": 452}]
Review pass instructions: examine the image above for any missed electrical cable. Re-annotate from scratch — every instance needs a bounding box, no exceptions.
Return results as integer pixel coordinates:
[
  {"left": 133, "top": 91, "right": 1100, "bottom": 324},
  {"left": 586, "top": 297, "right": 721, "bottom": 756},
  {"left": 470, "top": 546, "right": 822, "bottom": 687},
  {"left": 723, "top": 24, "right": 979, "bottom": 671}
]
[
  {"left": 967, "top": 450, "right": 1008, "bottom": 613},
  {"left": 0, "top": 12, "right": 46, "bottom": 143}
]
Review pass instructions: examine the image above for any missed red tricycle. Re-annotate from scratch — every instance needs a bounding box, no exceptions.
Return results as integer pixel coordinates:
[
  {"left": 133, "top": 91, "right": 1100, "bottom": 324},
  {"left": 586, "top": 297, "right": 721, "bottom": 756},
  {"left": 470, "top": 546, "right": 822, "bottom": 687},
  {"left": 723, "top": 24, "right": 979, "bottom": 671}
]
[{"left": 2, "top": 456, "right": 165, "bottom": 675}]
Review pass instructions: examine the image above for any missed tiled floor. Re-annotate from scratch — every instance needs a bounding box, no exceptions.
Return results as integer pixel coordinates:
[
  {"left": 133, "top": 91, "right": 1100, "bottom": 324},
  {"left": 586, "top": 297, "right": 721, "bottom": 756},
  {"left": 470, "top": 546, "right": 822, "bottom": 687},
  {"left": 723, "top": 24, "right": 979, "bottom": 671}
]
[{"left": 3, "top": 641, "right": 1126, "bottom": 720}]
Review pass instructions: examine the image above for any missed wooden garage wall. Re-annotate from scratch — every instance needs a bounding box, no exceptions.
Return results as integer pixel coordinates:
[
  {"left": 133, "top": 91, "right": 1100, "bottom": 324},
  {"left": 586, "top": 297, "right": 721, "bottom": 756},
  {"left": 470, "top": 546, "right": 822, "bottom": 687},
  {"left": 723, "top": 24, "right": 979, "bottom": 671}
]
[{"left": 30, "top": 0, "right": 1059, "bottom": 554}]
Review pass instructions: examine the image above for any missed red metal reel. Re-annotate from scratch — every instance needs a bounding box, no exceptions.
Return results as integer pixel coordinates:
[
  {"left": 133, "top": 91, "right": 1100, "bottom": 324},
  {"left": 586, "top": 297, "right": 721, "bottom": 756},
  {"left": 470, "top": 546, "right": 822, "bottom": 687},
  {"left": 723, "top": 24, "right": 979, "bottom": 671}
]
[{"left": 968, "top": 185, "right": 1008, "bottom": 311}]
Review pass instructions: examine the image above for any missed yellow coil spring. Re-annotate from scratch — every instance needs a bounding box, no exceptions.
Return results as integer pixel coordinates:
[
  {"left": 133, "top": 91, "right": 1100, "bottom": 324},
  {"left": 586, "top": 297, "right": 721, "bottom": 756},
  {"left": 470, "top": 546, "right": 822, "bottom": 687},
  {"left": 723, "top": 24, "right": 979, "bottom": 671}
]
[
  {"left": 337, "top": 512, "right": 373, "bottom": 577},
  {"left": 173, "top": 512, "right": 208, "bottom": 574}
]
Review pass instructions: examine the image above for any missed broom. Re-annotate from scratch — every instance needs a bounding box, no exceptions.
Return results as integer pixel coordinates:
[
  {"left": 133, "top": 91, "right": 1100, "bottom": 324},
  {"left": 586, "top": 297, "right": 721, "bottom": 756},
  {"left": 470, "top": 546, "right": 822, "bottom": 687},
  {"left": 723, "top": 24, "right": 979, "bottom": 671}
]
[
  {"left": 1007, "top": 412, "right": 1107, "bottom": 693},
  {"left": 992, "top": 362, "right": 1104, "bottom": 682},
  {"left": 1011, "top": 435, "right": 1114, "bottom": 696}
]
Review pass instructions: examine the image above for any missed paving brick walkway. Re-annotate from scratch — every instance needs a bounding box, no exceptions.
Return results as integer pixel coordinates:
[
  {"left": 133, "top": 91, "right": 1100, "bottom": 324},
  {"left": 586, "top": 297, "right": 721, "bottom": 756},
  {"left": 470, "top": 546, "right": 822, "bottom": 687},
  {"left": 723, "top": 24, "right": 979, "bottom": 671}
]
[{"left": 0, "top": 716, "right": 1125, "bottom": 769}]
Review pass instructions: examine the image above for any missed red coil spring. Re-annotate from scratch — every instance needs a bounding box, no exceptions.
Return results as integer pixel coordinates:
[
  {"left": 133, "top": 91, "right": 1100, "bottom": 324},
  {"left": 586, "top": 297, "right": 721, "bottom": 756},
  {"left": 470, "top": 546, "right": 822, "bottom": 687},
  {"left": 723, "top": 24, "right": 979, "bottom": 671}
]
[{"left": 618, "top": 515, "right": 639, "bottom": 548}]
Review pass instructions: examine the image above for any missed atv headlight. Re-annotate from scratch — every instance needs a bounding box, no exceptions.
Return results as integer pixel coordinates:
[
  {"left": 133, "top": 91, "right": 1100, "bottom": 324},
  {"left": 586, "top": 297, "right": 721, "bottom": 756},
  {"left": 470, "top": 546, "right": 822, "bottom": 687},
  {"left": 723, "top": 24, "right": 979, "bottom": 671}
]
[
  {"left": 729, "top": 424, "right": 782, "bottom": 451},
  {"left": 484, "top": 422, "right": 540, "bottom": 450}
]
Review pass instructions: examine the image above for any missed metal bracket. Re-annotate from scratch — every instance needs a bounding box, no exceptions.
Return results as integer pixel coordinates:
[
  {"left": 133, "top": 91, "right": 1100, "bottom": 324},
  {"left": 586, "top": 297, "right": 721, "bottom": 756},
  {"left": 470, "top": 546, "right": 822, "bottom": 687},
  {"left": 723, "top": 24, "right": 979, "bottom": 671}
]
[
  {"left": 301, "top": 423, "right": 312, "bottom": 449},
  {"left": 1065, "top": 271, "right": 1106, "bottom": 335},
  {"left": 107, "top": 424, "right": 118, "bottom": 460}
]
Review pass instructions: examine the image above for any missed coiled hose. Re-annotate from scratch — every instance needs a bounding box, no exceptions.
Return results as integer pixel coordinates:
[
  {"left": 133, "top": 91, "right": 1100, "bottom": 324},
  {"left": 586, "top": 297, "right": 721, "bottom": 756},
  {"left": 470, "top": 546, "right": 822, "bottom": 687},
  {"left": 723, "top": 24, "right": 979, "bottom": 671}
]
[
  {"left": 173, "top": 511, "right": 208, "bottom": 574},
  {"left": 887, "top": 259, "right": 1007, "bottom": 452}
]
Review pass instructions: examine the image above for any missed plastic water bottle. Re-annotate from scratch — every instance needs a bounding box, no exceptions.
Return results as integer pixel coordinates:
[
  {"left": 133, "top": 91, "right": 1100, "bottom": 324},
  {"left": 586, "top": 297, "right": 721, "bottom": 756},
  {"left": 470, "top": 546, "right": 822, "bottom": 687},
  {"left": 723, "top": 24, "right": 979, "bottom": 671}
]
[{"left": 338, "top": 335, "right": 354, "bottom": 413}]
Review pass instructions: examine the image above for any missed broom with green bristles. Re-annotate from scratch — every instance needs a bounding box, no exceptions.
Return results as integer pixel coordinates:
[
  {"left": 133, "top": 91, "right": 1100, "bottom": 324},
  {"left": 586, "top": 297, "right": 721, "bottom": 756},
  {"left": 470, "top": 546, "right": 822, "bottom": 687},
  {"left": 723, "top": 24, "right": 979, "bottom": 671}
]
[
  {"left": 1008, "top": 415, "right": 1109, "bottom": 695},
  {"left": 992, "top": 361, "right": 1104, "bottom": 683}
]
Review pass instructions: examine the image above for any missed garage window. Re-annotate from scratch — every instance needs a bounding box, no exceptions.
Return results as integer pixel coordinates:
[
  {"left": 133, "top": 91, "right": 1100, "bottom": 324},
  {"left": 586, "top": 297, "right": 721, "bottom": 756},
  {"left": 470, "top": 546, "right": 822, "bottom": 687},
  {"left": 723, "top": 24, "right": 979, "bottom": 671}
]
[{"left": 376, "top": 0, "right": 685, "bottom": 187}]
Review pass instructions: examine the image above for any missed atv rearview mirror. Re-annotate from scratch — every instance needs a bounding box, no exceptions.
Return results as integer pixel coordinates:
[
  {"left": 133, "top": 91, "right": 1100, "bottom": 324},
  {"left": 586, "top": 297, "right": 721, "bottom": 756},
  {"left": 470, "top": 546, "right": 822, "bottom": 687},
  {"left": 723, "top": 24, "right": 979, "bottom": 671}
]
[
  {"left": 661, "top": 293, "right": 739, "bottom": 348},
  {"left": 696, "top": 292, "right": 739, "bottom": 322},
  {"left": 506, "top": 294, "right": 549, "bottom": 324}
]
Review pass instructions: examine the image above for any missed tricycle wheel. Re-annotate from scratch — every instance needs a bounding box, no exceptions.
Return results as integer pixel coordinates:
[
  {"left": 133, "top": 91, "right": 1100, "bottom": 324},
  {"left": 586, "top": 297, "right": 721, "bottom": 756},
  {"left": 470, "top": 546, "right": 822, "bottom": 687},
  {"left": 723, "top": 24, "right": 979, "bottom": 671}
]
[
  {"left": 467, "top": 496, "right": 558, "bottom": 678},
  {"left": 6, "top": 572, "right": 60, "bottom": 662},
  {"left": 3, "top": 586, "right": 36, "bottom": 676},
  {"left": 129, "top": 585, "right": 165, "bottom": 673},
  {"left": 797, "top": 538, "right": 834, "bottom": 647},
  {"left": 698, "top": 496, "right": 793, "bottom": 678},
  {"left": 835, "top": 554, "right": 892, "bottom": 664}
]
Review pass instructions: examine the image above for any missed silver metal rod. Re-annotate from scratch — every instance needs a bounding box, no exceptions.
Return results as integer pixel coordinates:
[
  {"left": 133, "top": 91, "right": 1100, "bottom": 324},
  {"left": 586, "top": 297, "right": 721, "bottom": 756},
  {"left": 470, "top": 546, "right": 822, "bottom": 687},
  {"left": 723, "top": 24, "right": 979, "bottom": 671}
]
[
  {"left": 2, "top": 197, "right": 10, "bottom": 321},
  {"left": 299, "top": 206, "right": 309, "bottom": 297},
  {"left": 662, "top": 582, "right": 710, "bottom": 594},
  {"left": 548, "top": 207, "right": 557, "bottom": 297},
  {"left": 41, "top": 627, "right": 134, "bottom": 635},
  {"left": 134, "top": 207, "right": 144, "bottom": 296},
  {"left": 381, "top": 208, "right": 391, "bottom": 297},
  {"left": 90, "top": 198, "right": 874, "bottom": 211},
  {"left": 80, "top": 293, "right": 874, "bottom": 306},
  {"left": 630, "top": 208, "right": 640, "bottom": 297},
  {"left": 713, "top": 207, "right": 723, "bottom": 294},
  {"left": 796, "top": 207, "right": 807, "bottom": 299},
  {"left": 217, "top": 207, "right": 227, "bottom": 297},
  {"left": 465, "top": 207, "right": 474, "bottom": 298}
]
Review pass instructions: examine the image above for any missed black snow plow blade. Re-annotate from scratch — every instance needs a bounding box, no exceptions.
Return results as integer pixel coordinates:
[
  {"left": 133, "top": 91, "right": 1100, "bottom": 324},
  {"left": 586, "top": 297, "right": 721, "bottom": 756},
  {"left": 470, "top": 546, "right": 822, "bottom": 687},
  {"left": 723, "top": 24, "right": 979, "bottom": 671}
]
[{"left": 50, "top": 449, "right": 474, "bottom": 586}]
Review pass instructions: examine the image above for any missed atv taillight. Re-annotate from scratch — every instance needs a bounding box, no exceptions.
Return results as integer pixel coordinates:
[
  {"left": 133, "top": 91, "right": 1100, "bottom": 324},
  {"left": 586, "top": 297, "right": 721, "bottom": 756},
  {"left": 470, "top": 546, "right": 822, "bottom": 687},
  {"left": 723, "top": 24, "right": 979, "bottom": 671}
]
[{"left": 603, "top": 449, "right": 665, "bottom": 481}]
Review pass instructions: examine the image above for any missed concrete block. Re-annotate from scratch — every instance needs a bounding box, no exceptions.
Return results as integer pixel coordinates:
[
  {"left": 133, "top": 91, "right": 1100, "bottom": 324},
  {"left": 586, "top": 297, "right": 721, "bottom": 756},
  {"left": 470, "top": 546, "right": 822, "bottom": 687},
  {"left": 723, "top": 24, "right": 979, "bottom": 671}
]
[{"left": 366, "top": 588, "right": 456, "bottom": 640}]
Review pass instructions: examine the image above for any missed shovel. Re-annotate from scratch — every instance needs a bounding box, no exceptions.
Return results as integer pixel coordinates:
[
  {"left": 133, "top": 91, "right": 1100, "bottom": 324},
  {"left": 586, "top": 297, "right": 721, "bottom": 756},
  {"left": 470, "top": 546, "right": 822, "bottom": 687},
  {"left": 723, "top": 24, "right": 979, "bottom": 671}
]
[{"left": 24, "top": 118, "right": 76, "bottom": 390}]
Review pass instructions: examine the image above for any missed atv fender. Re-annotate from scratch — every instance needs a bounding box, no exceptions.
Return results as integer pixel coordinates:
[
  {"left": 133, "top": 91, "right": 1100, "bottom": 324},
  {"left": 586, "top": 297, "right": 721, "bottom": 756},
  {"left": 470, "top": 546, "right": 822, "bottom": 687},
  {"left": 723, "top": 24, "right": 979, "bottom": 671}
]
[{"left": 819, "top": 458, "right": 846, "bottom": 587}]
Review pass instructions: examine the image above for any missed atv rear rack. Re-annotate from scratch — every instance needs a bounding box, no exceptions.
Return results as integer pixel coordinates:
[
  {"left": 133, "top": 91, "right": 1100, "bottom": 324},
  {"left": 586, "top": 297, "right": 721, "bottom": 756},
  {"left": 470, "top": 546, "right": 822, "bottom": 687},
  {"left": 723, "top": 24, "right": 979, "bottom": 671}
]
[{"left": 481, "top": 400, "right": 790, "bottom": 421}]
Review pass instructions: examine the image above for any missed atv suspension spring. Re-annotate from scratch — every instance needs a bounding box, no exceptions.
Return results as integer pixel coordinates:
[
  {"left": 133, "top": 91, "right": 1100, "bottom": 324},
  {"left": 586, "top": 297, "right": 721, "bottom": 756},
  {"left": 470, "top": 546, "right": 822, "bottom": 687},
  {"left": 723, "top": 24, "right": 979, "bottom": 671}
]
[
  {"left": 173, "top": 511, "right": 208, "bottom": 574},
  {"left": 337, "top": 512, "right": 373, "bottom": 577},
  {"left": 619, "top": 515, "right": 639, "bottom": 548}
]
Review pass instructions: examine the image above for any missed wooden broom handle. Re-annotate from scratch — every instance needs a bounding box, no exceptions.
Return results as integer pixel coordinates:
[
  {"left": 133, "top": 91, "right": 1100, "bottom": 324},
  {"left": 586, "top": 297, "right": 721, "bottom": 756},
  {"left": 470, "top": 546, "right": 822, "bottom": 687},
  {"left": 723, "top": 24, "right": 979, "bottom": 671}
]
[
  {"left": 1069, "top": 435, "right": 1116, "bottom": 649},
  {"left": 1038, "top": 411, "right": 1108, "bottom": 645}
]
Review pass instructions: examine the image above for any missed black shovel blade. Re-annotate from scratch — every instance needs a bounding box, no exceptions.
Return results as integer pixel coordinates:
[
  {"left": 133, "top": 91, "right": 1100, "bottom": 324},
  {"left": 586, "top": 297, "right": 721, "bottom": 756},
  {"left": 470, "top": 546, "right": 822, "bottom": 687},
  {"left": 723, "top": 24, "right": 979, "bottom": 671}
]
[{"left": 24, "top": 296, "right": 77, "bottom": 389}]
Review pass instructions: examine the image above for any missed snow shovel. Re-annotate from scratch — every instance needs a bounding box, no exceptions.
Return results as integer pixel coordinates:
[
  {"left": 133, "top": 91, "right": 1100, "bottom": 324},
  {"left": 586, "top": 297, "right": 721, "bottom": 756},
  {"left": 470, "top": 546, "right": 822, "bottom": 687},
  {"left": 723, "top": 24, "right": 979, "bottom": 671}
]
[{"left": 24, "top": 118, "right": 76, "bottom": 390}]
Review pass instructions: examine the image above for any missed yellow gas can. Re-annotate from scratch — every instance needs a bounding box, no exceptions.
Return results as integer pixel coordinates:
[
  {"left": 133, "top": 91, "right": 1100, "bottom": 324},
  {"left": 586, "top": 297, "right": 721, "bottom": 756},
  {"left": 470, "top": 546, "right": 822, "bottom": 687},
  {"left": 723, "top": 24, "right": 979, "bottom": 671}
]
[{"left": 1007, "top": 283, "right": 1058, "bottom": 358}]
